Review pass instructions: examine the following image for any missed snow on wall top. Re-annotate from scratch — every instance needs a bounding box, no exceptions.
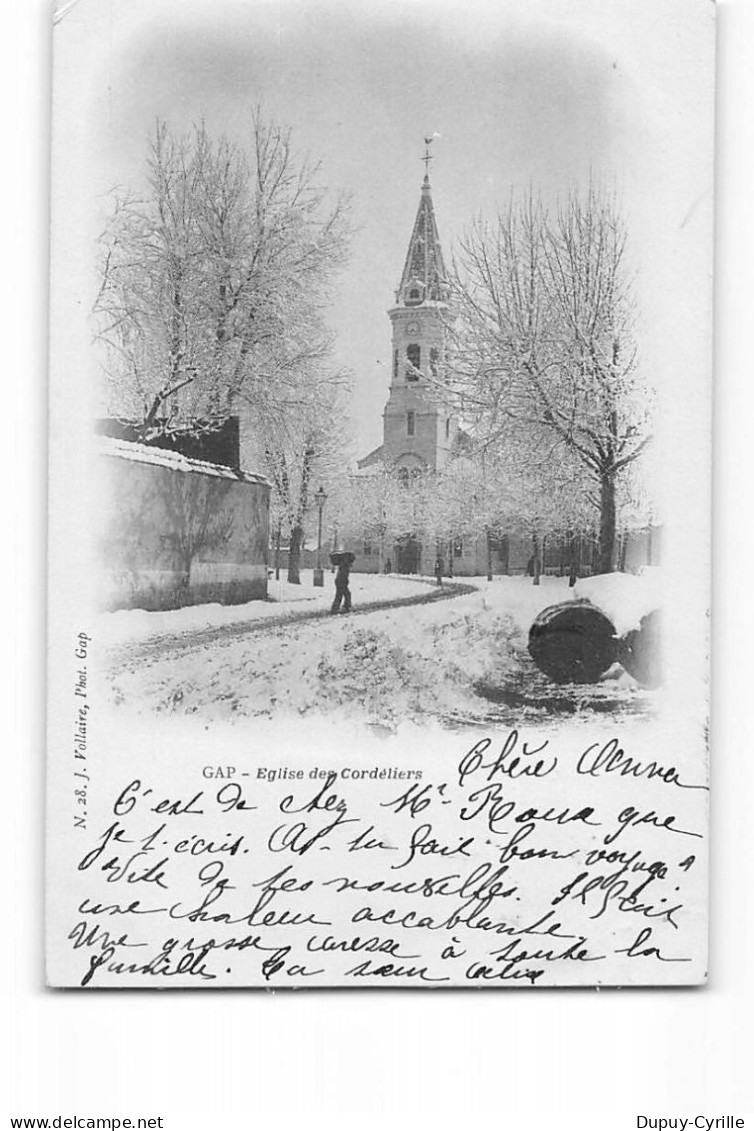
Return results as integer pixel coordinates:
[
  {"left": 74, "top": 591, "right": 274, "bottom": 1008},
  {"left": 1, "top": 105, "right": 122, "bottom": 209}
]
[{"left": 98, "top": 436, "right": 271, "bottom": 487}]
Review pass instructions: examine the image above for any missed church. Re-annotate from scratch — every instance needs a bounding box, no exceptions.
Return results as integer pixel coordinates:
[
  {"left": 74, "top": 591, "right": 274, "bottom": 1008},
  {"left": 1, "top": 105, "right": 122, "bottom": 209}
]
[
  {"left": 352, "top": 157, "right": 521, "bottom": 577},
  {"left": 350, "top": 154, "right": 656, "bottom": 580},
  {"left": 357, "top": 160, "right": 458, "bottom": 481}
]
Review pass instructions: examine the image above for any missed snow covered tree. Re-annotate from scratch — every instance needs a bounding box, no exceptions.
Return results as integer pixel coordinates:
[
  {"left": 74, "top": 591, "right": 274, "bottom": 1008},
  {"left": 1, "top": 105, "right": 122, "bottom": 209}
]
[
  {"left": 446, "top": 186, "right": 651, "bottom": 573},
  {"left": 423, "top": 442, "right": 592, "bottom": 583},
  {"left": 94, "top": 113, "right": 351, "bottom": 441},
  {"left": 419, "top": 458, "right": 490, "bottom": 575},
  {"left": 334, "top": 463, "right": 416, "bottom": 573},
  {"left": 258, "top": 370, "right": 352, "bottom": 584}
]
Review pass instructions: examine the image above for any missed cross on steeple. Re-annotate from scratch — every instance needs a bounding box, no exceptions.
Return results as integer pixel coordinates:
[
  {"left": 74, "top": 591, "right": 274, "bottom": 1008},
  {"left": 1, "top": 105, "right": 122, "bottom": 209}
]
[
  {"left": 396, "top": 140, "right": 449, "bottom": 305},
  {"left": 422, "top": 137, "right": 435, "bottom": 179}
]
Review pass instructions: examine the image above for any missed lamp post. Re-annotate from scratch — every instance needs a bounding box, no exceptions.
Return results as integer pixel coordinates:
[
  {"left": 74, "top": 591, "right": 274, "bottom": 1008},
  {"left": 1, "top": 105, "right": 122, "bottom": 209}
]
[{"left": 313, "top": 485, "right": 327, "bottom": 587}]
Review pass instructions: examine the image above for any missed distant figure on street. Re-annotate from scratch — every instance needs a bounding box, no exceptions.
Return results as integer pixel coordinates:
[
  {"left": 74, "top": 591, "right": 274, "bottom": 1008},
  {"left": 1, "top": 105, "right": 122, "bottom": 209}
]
[
  {"left": 434, "top": 556, "right": 444, "bottom": 586},
  {"left": 331, "top": 558, "right": 352, "bottom": 614}
]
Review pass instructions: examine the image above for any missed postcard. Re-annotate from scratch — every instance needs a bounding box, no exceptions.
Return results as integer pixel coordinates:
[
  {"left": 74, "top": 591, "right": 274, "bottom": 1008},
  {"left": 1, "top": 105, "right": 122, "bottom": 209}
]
[{"left": 46, "top": 0, "right": 713, "bottom": 988}]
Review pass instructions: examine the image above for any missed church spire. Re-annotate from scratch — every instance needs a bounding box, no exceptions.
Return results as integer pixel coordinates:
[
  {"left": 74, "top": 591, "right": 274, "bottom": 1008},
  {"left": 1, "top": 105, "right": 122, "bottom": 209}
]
[{"left": 396, "top": 139, "right": 449, "bottom": 306}]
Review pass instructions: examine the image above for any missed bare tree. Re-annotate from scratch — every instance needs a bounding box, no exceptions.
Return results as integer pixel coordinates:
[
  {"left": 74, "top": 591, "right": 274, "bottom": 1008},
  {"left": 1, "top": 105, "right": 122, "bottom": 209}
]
[{"left": 447, "top": 186, "right": 651, "bottom": 573}]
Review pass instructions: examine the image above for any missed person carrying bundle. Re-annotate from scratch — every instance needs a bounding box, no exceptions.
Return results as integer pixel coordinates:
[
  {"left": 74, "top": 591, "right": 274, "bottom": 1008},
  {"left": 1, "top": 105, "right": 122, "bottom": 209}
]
[{"left": 331, "top": 554, "right": 353, "bottom": 614}]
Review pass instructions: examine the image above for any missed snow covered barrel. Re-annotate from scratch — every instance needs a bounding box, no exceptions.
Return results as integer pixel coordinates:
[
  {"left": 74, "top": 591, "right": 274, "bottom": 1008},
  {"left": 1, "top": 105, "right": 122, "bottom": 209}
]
[{"left": 528, "top": 599, "right": 618, "bottom": 684}]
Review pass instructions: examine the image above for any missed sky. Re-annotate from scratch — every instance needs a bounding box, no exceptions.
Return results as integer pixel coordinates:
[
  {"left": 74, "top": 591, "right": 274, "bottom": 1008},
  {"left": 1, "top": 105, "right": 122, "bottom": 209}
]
[{"left": 54, "top": 0, "right": 714, "bottom": 460}]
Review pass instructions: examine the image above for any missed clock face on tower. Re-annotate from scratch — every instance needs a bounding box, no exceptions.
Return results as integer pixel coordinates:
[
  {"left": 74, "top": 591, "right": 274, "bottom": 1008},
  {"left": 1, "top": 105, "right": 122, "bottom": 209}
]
[{"left": 406, "top": 321, "right": 422, "bottom": 336}]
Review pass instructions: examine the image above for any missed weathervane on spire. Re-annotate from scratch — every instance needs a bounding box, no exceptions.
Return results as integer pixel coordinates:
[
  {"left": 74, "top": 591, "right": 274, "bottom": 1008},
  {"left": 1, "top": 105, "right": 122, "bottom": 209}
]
[{"left": 422, "top": 133, "right": 441, "bottom": 178}]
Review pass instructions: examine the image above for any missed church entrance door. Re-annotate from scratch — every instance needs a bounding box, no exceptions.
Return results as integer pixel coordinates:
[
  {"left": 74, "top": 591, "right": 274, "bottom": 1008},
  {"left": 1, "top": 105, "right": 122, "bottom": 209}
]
[{"left": 396, "top": 536, "right": 421, "bottom": 575}]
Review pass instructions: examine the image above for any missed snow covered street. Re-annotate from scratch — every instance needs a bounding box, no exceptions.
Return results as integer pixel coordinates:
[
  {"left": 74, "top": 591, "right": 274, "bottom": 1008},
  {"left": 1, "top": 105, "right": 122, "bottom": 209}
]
[
  {"left": 102, "top": 573, "right": 656, "bottom": 729},
  {"left": 101, "top": 572, "right": 441, "bottom": 650}
]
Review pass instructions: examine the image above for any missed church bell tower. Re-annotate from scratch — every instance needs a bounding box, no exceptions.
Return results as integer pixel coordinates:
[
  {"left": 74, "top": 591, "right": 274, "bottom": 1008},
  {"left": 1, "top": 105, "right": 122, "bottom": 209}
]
[{"left": 379, "top": 146, "right": 457, "bottom": 479}]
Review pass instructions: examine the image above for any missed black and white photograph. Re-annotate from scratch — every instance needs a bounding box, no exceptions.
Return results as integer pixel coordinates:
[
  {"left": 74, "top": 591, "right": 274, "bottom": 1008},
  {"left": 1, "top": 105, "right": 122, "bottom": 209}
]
[
  {"left": 84, "top": 3, "right": 690, "bottom": 732},
  {"left": 11, "top": 0, "right": 754, "bottom": 1124},
  {"left": 44, "top": 0, "right": 713, "bottom": 997},
  {"left": 9, "top": 0, "right": 754, "bottom": 1123}
]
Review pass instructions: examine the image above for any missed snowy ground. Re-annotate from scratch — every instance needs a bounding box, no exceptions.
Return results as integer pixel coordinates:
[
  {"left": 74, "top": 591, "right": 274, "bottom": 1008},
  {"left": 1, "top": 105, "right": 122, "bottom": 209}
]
[
  {"left": 574, "top": 566, "right": 663, "bottom": 635},
  {"left": 103, "top": 573, "right": 657, "bottom": 729},
  {"left": 100, "top": 572, "right": 436, "bottom": 648}
]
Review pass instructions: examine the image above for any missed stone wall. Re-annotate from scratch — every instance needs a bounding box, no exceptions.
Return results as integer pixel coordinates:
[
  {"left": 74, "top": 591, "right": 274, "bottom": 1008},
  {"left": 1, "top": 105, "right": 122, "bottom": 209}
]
[{"left": 98, "top": 438, "right": 270, "bottom": 611}]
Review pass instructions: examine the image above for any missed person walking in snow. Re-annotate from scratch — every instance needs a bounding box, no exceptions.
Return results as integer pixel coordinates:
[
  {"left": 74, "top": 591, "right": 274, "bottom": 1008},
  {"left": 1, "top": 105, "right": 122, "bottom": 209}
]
[{"left": 331, "top": 557, "right": 353, "bottom": 614}]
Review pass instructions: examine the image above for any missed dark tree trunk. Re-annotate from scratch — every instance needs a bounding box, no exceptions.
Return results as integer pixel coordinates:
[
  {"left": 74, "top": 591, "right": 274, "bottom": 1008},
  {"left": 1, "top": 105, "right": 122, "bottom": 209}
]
[
  {"left": 274, "top": 522, "right": 282, "bottom": 581},
  {"left": 500, "top": 534, "right": 510, "bottom": 576},
  {"left": 288, "top": 524, "right": 303, "bottom": 584},
  {"left": 447, "top": 539, "right": 454, "bottom": 579},
  {"left": 532, "top": 533, "right": 541, "bottom": 587},
  {"left": 599, "top": 473, "right": 617, "bottom": 573},
  {"left": 485, "top": 527, "right": 493, "bottom": 582},
  {"left": 173, "top": 546, "right": 193, "bottom": 607},
  {"left": 285, "top": 445, "right": 314, "bottom": 586},
  {"left": 568, "top": 531, "right": 578, "bottom": 587}
]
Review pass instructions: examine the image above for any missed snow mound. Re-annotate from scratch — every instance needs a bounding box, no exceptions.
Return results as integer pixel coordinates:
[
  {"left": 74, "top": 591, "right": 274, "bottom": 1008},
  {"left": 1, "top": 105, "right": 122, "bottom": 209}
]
[
  {"left": 308, "top": 612, "right": 520, "bottom": 726},
  {"left": 574, "top": 568, "right": 664, "bottom": 636}
]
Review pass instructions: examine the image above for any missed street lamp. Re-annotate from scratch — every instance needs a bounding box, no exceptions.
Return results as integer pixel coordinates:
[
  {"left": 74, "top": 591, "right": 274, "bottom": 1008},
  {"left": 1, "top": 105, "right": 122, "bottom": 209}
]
[{"left": 313, "top": 485, "right": 328, "bottom": 587}]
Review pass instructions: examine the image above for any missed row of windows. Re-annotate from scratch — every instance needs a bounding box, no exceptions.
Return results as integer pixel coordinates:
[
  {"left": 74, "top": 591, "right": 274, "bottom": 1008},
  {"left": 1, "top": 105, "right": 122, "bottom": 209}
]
[
  {"left": 392, "top": 345, "right": 441, "bottom": 382},
  {"left": 398, "top": 467, "right": 423, "bottom": 487},
  {"left": 361, "top": 538, "right": 465, "bottom": 556},
  {"left": 361, "top": 539, "right": 464, "bottom": 556}
]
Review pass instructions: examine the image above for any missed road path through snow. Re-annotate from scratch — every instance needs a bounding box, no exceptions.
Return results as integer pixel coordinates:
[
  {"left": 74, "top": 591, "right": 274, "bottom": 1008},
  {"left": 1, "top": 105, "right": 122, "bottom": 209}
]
[{"left": 105, "top": 578, "right": 478, "bottom": 672}]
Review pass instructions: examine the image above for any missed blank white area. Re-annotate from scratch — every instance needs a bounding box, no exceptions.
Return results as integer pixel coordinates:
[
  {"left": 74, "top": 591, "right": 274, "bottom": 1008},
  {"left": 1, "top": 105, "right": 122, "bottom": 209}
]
[{"left": 2, "top": 0, "right": 752, "bottom": 1127}]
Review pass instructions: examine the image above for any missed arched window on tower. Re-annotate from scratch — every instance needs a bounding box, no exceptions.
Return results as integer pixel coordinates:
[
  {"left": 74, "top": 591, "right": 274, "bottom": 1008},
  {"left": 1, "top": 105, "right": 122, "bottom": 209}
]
[
  {"left": 393, "top": 349, "right": 399, "bottom": 380},
  {"left": 406, "top": 286, "right": 423, "bottom": 306},
  {"left": 406, "top": 411, "right": 415, "bottom": 437},
  {"left": 430, "top": 346, "right": 440, "bottom": 377},
  {"left": 445, "top": 417, "right": 450, "bottom": 439},
  {"left": 406, "top": 344, "right": 420, "bottom": 381}
]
